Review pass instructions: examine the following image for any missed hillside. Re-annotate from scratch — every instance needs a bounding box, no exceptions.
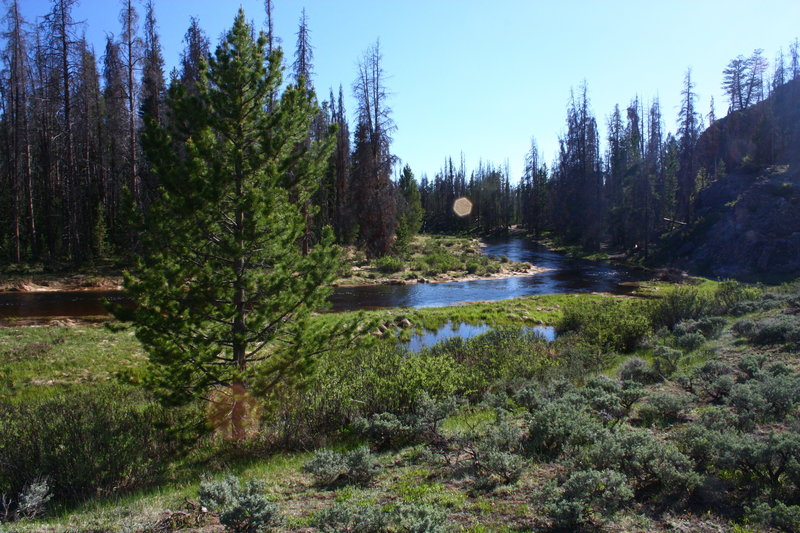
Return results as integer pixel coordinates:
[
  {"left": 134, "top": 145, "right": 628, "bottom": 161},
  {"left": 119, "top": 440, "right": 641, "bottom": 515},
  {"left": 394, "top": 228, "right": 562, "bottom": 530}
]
[{"left": 663, "top": 79, "right": 800, "bottom": 280}]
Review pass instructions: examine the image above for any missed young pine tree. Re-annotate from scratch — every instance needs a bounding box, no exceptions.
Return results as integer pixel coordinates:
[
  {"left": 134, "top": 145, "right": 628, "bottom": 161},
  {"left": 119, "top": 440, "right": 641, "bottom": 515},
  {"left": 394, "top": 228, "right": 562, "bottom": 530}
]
[
  {"left": 395, "top": 164, "right": 423, "bottom": 249},
  {"left": 118, "top": 10, "right": 346, "bottom": 438}
]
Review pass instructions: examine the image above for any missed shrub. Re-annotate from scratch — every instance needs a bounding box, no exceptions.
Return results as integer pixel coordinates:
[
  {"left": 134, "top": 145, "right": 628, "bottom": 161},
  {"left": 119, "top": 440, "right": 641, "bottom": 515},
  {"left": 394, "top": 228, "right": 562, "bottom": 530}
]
[
  {"left": 716, "top": 430, "right": 800, "bottom": 497},
  {"left": 315, "top": 501, "right": 451, "bottom": 533},
  {"left": 303, "top": 447, "right": 378, "bottom": 487},
  {"left": 304, "top": 449, "right": 347, "bottom": 487},
  {"left": 352, "top": 413, "right": 418, "bottom": 450},
  {"left": 688, "top": 361, "right": 735, "bottom": 402},
  {"left": 540, "top": 469, "right": 633, "bottom": 529},
  {"left": 733, "top": 315, "right": 800, "bottom": 345},
  {"left": 473, "top": 450, "right": 526, "bottom": 488},
  {"left": 729, "top": 297, "right": 779, "bottom": 316},
  {"left": 199, "top": 476, "right": 280, "bottom": 533},
  {"left": 343, "top": 447, "right": 380, "bottom": 486},
  {"left": 674, "top": 317, "right": 726, "bottom": 339},
  {"left": 15, "top": 478, "right": 51, "bottom": 519},
  {"left": 315, "top": 500, "right": 387, "bottom": 533},
  {"left": 675, "top": 331, "right": 706, "bottom": 351},
  {"left": 648, "top": 285, "right": 714, "bottom": 329},
  {"left": 728, "top": 373, "right": 800, "bottom": 426},
  {"left": 714, "top": 279, "right": 761, "bottom": 315},
  {"left": 559, "top": 300, "right": 650, "bottom": 353},
  {"left": 577, "top": 427, "right": 700, "bottom": 504},
  {"left": 746, "top": 502, "right": 800, "bottom": 533},
  {"left": 737, "top": 352, "right": 768, "bottom": 379},
  {"left": 618, "top": 357, "right": 660, "bottom": 384},
  {"left": 428, "top": 327, "right": 554, "bottom": 391},
  {"left": 579, "top": 377, "right": 643, "bottom": 425},
  {"left": 524, "top": 401, "right": 603, "bottom": 459},
  {"left": 0, "top": 385, "right": 186, "bottom": 506},
  {"left": 652, "top": 345, "right": 683, "bottom": 378},
  {"left": 419, "top": 251, "right": 462, "bottom": 275},
  {"left": 375, "top": 255, "right": 404, "bottom": 274},
  {"left": 638, "top": 392, "right": 691, "bottom": 427},
  {"left": 713, "top": 280, "right": 762, "bottom": 314}
]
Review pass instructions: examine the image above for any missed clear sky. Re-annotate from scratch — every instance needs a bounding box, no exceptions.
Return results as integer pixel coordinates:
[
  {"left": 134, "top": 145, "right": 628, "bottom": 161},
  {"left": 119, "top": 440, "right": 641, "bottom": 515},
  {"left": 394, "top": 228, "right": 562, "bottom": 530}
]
[{"left": 17, "top": 0, "right": 800, "bottom": 182}]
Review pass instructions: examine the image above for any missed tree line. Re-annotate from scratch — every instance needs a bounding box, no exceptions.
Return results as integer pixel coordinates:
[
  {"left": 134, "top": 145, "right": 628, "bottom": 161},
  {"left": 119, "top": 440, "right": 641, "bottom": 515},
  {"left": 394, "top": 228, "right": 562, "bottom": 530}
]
[
  {"left": 421, "top": 39, "right": 800, "bottom": 257},
  {"left": 0, "top": 0, "right": 416, "bottom": 264},
  {"left": 1, "top": 0, "right": 797, "bottom": 264}
]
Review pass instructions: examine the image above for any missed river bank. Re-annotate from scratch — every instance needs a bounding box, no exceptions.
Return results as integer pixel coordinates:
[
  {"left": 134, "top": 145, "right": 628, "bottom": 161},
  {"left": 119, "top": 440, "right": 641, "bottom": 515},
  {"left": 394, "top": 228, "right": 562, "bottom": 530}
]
[
  {"left": 0, "top": 237, "right": 654, "bottom": 319},
  {"left": 0, "top": 235, "right": 544, "bottom": 293}
]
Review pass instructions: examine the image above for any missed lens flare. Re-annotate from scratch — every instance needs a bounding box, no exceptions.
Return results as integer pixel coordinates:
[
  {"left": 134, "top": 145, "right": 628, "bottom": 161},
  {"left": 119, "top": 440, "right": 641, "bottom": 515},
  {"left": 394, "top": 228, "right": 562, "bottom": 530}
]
[{"left": 453, "top": 197, "right": 473, "bottom": 217}]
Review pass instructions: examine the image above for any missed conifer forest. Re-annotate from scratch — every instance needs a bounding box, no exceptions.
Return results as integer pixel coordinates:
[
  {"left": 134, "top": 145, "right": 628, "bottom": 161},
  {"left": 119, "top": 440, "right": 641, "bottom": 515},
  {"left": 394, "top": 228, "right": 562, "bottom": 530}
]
[{"left": 1, "top": 1, "right": 800, "bottom": 532}]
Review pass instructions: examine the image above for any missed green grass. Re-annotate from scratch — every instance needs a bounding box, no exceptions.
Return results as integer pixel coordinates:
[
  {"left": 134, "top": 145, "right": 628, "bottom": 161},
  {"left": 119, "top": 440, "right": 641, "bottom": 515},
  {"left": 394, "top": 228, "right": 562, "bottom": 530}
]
[
  {"left": 335, "top": 234, "right": 532, "bottom": 286},
  {"left": 0, "top": 325, "right": 145, "bottom": 401}
]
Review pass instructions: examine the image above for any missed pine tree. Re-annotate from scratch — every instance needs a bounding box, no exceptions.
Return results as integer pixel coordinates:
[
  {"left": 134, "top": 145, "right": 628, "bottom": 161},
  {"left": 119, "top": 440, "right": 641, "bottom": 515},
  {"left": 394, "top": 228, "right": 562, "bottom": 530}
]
[
  {"left": 118, "top": 10, "right": 344, "bottom": 438},
  {"left": 139, "top": 0, "right": 165, "bottom": 209},
  {"left": 677, "top": 68, "right": 700, "bottom": 221},
  {"left": 395, "top": 164, "right": 423, "bottom": 247},
  {"left": 351, "top": 40, "right": 397, "bottom": 257}
]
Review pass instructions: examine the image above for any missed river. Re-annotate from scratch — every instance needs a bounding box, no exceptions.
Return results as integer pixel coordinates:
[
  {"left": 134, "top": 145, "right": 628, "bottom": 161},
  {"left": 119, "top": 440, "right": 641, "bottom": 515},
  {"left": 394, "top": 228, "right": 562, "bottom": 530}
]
[{"left": 0, "top": 238, "right": 649, "bottom": 319}]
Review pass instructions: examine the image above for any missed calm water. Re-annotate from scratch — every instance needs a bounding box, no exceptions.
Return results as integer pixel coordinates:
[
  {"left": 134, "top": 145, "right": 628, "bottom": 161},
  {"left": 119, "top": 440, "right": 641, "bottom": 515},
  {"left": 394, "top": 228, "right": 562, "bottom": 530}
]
[
  {"left": 404, "top": 321, "right": 556, "bottom": 353},
  {"left": 328, "top": 238, "right": 650, "bottom": 311},
  {"left": 0, "top": 238, "right": 649, "bottom": 319}
]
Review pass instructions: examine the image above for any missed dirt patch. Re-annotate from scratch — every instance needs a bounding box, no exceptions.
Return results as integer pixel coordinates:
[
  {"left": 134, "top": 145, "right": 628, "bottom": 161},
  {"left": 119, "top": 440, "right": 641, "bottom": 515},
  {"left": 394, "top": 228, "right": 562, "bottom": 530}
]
[{"left": 0, "top": 275, "right": 123, "bottom": 293}]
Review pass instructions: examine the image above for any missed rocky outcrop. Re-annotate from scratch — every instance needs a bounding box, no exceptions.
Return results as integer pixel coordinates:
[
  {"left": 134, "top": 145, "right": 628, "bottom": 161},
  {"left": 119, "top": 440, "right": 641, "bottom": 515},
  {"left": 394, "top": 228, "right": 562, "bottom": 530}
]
[
  {"left": 660, "top": 78, "right": 800, "bottom": 281},
  {"left": 666, "top": 166, "right": 800, "bottom": 280}
]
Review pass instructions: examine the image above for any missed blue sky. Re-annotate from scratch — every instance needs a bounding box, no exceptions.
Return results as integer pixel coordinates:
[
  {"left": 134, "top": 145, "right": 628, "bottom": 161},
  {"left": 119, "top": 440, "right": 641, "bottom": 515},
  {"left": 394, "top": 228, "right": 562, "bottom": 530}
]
[{"left": 17, "top": 0, "right": 800, "bottom": 182}]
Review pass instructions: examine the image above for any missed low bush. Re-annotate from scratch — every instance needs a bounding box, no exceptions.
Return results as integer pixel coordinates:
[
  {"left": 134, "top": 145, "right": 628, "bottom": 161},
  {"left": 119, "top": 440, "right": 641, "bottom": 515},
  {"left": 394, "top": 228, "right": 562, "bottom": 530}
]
[
  {"left": 473, "top": 450, "right": 526, "bottom": 488},
  {"left": 638, "top": 391, "right": 691, "bottom": 427},
  {"left": 675, "top": 331, "right": 706, "bottom": 351},
  {"left": 618, "top": 356, "right": 660, "bottom": 384},
  {"left": 713, "top": 280, "right": 762, "bottom": 314},
  {"left": 579, "top": 377, "right": 643, "bottom": 426},
  {"left": 375, "top": 255, "right": 404, "bottom": 274},
  {"left": 10, "top": 478, "right": 52, "bottom": 520},
  {"left": 418, "top": 251, "right": 462, "bottom": 275},
  {"left": 315, "top": 501, "right": 451, "bottom": 533},
  {"left": 686, "top": 361, "right": 735, "bottom": 402},
  {"left": 746, "top": 501, "right": 800, "bottom": 533},
  {"left": 728, "top": 372, "right": 800, "bottom": 426},
  {"left": 652, "top": 345, "right": 683, "bottom": 379},
  {"left": 674, "top": 317, "right": 726, "bottom": 339},
  {"left": 559, "top": 300, "right": 651, "bottom": 353},
  {"left": 0, "top": 385, "right": 187, "bottom": 507},
  {"left": 524, "top": 400, "right": 603, "bottom": 460},
  {"left": 736, "top": 352, "right": 768, "bottom": 379},
  {"left": 576, "top": 427, "right": 700, "bottom": 505},
  {"left": 303, "top": 446, "right": 379, "bottom": 487},
  {"left": 732, "top": 315, "right": 800, "bottom": 345},
  {"left": 648, "top": 285, "right": 715, "bottom": 330},
  {"left": 199, "top": 476, "right": 280, "bottom": 533},
  {"left": 540, "top": 469, "right": 633, "bottom": 530}
]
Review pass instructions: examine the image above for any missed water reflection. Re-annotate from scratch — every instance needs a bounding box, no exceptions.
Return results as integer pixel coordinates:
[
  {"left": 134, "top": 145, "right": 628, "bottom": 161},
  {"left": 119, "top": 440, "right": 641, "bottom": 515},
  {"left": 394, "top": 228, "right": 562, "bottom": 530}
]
[
  {"left": 0, "top": 238, "right": 649, "bottom": 319},
  {"left": 329, "top": 238, "right": 649, "bottom": 311},
  {"left": 403, "top": 321, "right": 557, "bottom": 353}
]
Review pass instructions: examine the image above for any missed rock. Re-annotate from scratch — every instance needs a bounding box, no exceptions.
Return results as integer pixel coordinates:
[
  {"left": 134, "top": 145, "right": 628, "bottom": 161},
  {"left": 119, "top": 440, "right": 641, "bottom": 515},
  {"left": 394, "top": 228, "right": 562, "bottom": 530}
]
[{"left": 399, "top": 318, "right": 413, "bottom": 328}]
